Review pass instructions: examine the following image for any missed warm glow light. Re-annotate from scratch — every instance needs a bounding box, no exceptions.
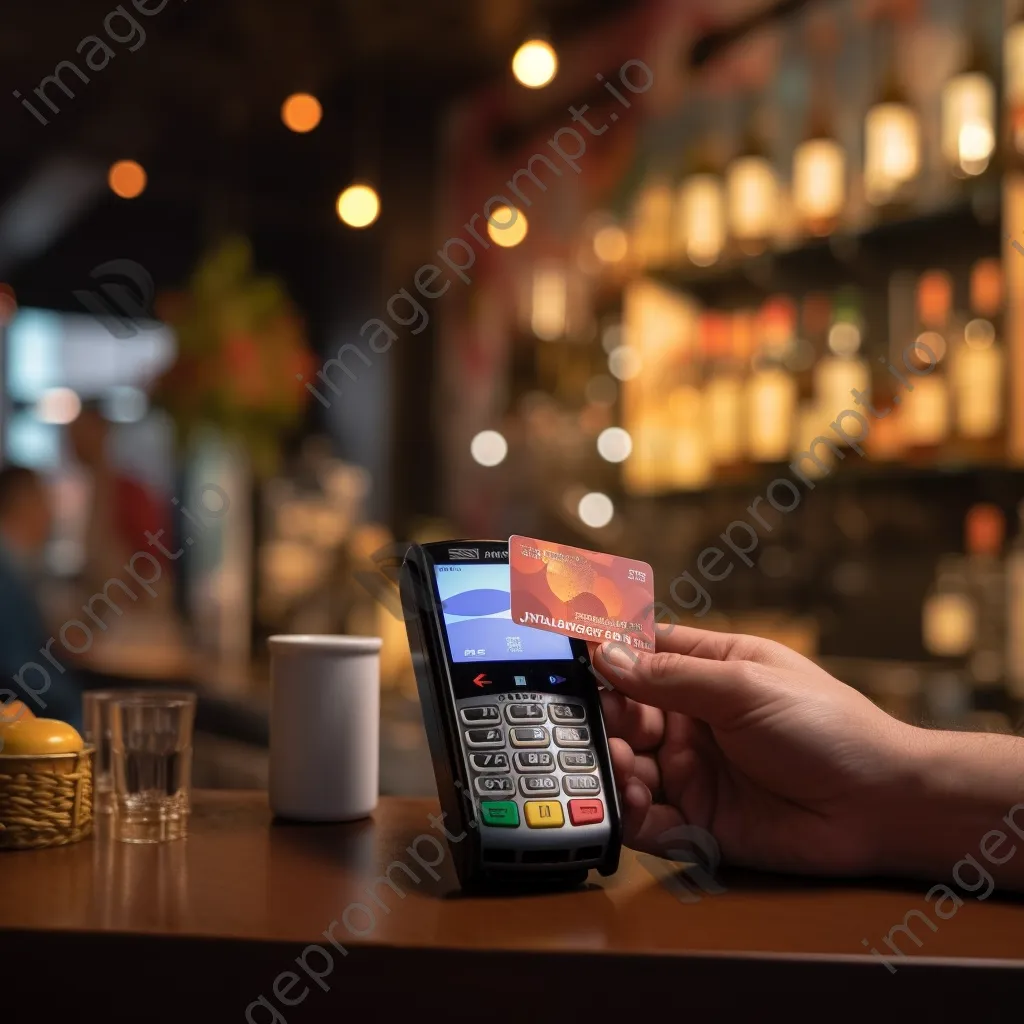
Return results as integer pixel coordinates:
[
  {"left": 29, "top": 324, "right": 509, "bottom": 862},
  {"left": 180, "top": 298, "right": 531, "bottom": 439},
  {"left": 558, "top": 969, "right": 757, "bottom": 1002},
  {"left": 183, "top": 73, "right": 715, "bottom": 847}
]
[
  {"left": 597, "top": 427, "right": 633, "bottom": 463},
  {"left": 36, "top": 387, "right": 82, "bottom": 425},
  {"left": 632, "top": 179, "right": 674, "bottom": 267},
  {"left": 942, "top": 72, "right": 995, "bottom": 176},
  {"left": 726, "top": 155, "right": 778, "bottom": 245},
  {"left": 676, "top": 173, "right": 726, "bottom": 266},
  {"left": 792, "top": 138, "right": 845, "bottom": 231},
  {"left": 108, "top": 160, "right": 147, "bottom": 199},
  {"left": 959, "top": 122, "right": 995, "bottom": 175},
  {"left": 1007, "top": 23, "right": 1024, "bottom": 104},
  {"left": 486, "top": 204, "right": 527, "bottom": 247},
  {"left": 336, "top": 184, "right": 380, "bottom": 228},
  {"left": 864, "top": 102, "right": 921, "bottom": 205},
  {"left": 512, "top": 39, "right": 558, "bottom": 88},
  {"left": 828, "top": 322, "right": 862, "bottom": 356},
  {"left": 281, "top": 93, "right": 322, "bottom": 133},
  {"left": 965, "top": 318, "right": 995, "bottom": 350},
  {"left": 470, "top": 430, "right": 508, "bottom": 467},
  {"left": 608, "top": 346, "right": 641, "bottom": 381},
  {"left": 531, "top": 262, "right": 566, "bottom": 340},
  {"left": 578, "top": 492, "right": 614, "bottom": 528},
  {"left": 593, "top": 225, "right": 628, "bottom": 263}
]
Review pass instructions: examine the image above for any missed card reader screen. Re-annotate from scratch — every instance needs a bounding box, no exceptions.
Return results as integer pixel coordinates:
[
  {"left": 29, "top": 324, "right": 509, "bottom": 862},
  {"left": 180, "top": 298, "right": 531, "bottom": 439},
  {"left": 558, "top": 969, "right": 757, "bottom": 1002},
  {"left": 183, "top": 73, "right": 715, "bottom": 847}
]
[{"left": 434, "top": 563, "right": 573, "bottom": 663}]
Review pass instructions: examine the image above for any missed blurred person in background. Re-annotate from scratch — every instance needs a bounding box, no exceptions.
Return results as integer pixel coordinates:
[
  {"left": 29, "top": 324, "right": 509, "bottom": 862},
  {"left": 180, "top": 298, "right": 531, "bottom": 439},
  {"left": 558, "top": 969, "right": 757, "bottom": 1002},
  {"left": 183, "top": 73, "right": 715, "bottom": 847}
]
[
  {"left": 67, "top": 402, "right": 174, "bottom": 599},
  {"left": 0, "top": 466, "right": 82, "bottom": 728}
]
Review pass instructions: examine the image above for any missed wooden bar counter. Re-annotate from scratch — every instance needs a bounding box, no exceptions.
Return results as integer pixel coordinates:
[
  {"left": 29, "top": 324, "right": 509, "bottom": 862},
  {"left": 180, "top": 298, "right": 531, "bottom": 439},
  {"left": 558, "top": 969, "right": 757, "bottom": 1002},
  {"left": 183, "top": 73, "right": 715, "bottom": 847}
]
[{"left": 2, "top": 791, "right": 1022, "bottom": 1022}]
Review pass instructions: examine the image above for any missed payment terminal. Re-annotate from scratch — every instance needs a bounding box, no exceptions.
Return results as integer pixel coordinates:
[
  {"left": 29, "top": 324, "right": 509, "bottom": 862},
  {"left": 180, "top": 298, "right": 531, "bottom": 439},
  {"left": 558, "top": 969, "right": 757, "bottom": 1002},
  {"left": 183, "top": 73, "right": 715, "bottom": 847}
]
[{"left": 400, "top": 540, "right": 622, "bottom": 888}]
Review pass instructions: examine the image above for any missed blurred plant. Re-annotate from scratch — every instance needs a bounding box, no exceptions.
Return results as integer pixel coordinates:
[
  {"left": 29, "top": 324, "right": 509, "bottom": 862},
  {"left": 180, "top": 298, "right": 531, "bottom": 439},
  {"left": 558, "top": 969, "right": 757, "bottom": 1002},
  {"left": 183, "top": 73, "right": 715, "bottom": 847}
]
[{"left": 152, "top": 236, "right": 316, "bottom": 477}]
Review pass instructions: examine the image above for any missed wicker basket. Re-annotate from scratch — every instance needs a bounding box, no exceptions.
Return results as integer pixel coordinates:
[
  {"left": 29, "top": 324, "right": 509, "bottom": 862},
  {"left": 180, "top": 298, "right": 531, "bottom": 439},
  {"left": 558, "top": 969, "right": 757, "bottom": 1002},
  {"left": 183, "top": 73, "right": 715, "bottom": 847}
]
[{"left": 0, "top": 746, "right": 94, "bottom": 850}]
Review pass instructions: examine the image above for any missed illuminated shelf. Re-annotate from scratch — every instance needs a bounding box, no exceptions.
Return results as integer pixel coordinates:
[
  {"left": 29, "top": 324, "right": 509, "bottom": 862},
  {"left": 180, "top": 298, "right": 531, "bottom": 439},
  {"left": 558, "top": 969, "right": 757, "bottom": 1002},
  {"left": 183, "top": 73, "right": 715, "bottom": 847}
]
[{"left": 641, "top": 197, "right": 1001, "bottom": 306}]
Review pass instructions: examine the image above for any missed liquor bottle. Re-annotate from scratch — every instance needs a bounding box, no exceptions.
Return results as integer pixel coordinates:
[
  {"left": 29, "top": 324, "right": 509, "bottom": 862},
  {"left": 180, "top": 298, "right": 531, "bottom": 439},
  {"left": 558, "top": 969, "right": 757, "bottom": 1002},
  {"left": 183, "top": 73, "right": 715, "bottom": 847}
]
[
  {"left": 746, "top": 296, "right": 798, "bottom": 463},
  {"left": 700, "top": 311, "right": 745, "bottom": 473},
  {"left": 902, "top": 270, "right": 953, "bottom": 460},
  {"left": 813, "top": 286, "right": 870, "bottom": 447},
  {"left": 863, "top": 21, "right": 921, "bottom": 215},
  {"left": 631, "top": 174, "right": 675, "bottom": 270},
  {"left": 921, "top": 554, "right": 975, "bottom": 664},
  {"left": 726, "top": 97, "right": 779, "bottom": 257},
  {"left": 962, "top": 503, "right": 1007, "bottom": 700},
  {"left": 793, "top": 97, "right": 847, "bottom": 238},
  {"left": 1004, "top": 1, "right": 1024, "bottom": 169},
  {"left": 1005, "top": 501, "right": 1024, "bottom": 706},
  {"left": 942, "top": 24, "right": 998, "bottom": 183},
  {"left": 951, "top": 257, "right": 1006, "bottom": 461},
  {"left": 675, "top": 138, "right": 727, "bottom": 269}
]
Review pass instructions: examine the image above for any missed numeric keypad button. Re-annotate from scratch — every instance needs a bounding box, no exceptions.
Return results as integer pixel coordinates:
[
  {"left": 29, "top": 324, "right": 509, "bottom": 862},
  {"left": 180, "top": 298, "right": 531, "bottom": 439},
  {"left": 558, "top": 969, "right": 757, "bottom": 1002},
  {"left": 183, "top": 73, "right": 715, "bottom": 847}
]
[
  {"left": 548, "top": 703, "right": 586, "bottom": 724},
  {"left": 505, "top": 702, "right": 544, "bottom": 723},
  {"left": 470, "top": 752, "right": 509, "bottom": 773},
  {"left": 465, "top": 727, "right": 504, "bottom": 749},
  {"left": 473, "top": 775, "right": 513, "bottom": 796},
  {"left": 460, "top": 705, "right": 499, "bottom": 724},
  {"left": 558, "top": 750, "right": 596, "bottom": 772},
  {"left": 553, "top": 726, "right": 590, "bottom": 747},
  {"left": 510, "top": 726, "right": 549, "bottom": 747},
  {"left": 519, "top": 775, "right": 559, "bottom": 796},
  {"left": 513, "top": 750, "right": 555, "bottom": 773},
  {"left": 563, "top": 774, "right": 601, "bottom": 795}
]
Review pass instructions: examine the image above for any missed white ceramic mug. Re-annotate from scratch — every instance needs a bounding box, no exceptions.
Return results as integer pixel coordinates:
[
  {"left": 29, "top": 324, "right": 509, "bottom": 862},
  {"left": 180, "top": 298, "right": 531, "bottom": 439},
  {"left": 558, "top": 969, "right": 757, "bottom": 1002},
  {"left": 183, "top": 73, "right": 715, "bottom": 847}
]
[{"left": 268, "top": 635, "right": 382, "bottom": 821}]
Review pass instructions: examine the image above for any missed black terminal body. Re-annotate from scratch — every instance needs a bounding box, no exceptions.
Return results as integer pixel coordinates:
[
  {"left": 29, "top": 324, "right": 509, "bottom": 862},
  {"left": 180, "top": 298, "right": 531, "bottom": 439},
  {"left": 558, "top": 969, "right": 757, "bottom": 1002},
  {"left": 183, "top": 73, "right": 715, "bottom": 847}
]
[{"left": 399, "top": 540, "right": 622, "bottom": 888}]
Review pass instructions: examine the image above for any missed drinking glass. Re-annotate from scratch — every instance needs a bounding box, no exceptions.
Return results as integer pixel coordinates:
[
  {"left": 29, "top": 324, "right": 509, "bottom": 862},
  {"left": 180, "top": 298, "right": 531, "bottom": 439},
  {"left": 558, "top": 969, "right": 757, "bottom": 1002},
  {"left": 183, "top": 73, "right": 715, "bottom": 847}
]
[
  {"left": 83, "top": 690, "right": 120, "bottom": 814},
  {"left": 110, "top": 693, "right": 196, "bottom": 843}
]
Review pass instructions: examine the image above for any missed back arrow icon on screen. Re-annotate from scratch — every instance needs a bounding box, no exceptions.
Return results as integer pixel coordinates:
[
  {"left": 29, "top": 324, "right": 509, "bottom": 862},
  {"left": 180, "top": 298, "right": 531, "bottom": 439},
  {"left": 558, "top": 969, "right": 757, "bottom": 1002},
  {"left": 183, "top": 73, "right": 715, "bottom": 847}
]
[{"left": 473, "top": 674, "right": 492, "bottom": 687}]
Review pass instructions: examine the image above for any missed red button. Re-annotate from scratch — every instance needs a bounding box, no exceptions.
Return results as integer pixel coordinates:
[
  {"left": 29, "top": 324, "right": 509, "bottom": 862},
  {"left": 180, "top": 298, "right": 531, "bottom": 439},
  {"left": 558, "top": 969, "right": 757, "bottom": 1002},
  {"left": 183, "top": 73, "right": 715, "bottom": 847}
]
[{"left": 568, "top": 799, "right": 604, "bottom": 825}]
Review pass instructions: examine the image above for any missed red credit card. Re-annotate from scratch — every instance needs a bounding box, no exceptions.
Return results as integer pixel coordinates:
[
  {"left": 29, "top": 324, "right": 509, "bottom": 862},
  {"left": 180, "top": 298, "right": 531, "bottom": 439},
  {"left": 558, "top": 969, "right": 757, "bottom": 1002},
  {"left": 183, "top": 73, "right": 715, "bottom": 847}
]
[{"left": 508, "top": 535, "right": 655, "bottom": 652}]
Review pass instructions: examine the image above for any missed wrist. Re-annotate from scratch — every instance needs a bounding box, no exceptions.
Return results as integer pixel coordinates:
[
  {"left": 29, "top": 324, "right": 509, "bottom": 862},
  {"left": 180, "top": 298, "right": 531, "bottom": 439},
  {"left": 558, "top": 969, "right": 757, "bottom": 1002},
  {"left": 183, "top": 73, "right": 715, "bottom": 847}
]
[{"left": 867, "top": 724, "right": 1024, "bottom": 886}]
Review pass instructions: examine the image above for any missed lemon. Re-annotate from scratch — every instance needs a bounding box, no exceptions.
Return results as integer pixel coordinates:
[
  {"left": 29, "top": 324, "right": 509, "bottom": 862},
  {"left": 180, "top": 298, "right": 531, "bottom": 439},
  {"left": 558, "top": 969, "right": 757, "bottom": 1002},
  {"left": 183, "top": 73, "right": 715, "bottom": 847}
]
[{"left": 0, "top": 717, "right": 84, "bottom": 755}]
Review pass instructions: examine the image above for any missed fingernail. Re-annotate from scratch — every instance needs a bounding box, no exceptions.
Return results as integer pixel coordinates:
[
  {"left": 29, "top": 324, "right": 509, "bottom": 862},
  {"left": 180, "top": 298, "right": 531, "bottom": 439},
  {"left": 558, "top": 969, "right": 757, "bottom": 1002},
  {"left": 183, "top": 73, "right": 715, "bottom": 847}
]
[{"left": 602, "top": 643, "right": 636, "bottom": 674}]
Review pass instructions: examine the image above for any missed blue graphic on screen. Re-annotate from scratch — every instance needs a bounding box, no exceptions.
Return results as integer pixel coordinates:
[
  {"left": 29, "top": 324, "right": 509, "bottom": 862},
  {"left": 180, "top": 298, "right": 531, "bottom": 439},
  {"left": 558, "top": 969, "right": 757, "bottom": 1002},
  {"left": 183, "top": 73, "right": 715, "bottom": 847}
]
[{"left": 434, "top": 563, "right": 573, "bottom": 663}]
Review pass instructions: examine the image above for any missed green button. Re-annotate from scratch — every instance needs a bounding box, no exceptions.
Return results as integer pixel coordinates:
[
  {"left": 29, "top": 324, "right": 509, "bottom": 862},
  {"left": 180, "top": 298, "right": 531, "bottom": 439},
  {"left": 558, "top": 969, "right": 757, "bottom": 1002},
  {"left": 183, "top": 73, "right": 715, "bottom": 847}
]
[{"left": 479, "top": 800, "right": 519, "bottom": 827}]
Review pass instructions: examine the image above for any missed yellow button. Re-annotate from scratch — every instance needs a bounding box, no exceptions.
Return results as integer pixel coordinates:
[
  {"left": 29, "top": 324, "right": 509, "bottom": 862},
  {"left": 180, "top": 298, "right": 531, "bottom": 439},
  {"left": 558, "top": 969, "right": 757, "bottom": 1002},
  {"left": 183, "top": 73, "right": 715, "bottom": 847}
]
[{"left": 524, "top": 800, "right": 564, "bottom": 828}]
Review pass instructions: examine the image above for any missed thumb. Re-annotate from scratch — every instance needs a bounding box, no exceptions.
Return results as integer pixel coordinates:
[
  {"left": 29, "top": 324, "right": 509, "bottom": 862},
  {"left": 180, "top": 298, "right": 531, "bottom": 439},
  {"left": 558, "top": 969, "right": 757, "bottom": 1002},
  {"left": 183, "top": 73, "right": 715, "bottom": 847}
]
[{"left": 594, "top": 641, "right": 761, "bottom": 728}]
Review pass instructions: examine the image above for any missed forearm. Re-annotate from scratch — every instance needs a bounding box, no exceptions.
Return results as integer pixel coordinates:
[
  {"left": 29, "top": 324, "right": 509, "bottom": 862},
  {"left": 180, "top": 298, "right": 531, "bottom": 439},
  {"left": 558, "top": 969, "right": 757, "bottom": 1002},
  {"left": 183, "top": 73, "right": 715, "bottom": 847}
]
[{"left": 873, "top": 727, "right": 1024, "bottom": 891}]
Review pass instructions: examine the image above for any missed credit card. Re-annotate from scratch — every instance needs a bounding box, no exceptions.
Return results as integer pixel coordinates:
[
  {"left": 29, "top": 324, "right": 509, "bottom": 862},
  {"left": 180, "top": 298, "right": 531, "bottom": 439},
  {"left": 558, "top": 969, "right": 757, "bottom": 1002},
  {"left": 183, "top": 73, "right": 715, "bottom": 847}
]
[{"left": 509, "top": 535, "right": 655, "bottom": 652}]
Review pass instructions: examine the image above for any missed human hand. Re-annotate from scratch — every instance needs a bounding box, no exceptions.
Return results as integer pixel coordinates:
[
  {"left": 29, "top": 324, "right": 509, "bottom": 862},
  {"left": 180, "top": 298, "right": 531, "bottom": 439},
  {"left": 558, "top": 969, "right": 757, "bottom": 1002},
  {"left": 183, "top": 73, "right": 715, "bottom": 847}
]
[{"left": 595, "top": 625, "right": 921, "bottom": 877}]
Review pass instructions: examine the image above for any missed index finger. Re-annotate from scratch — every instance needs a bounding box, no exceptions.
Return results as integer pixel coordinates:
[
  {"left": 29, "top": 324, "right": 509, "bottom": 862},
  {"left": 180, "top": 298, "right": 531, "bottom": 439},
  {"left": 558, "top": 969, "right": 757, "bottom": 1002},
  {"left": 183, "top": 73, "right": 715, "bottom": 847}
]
[{"left": 599, "top": 688, "right": 665, "bottom": 752}]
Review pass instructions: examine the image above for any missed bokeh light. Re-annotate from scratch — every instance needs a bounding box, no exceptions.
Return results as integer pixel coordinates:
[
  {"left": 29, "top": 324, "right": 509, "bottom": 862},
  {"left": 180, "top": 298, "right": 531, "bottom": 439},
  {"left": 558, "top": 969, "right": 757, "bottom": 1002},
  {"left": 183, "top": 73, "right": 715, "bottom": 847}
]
[
  {"left": 336, "top": 184, "right": 380, "bottom": 228},
  {"left": 487, "top": 205, "right": 528, "bottom": 247},
  {"left": 512, "top": 39, "right": 558, "bottom": 89},
  {"left": 470, "top": 430, "right": 508, "bottom": 467},
  {"left": 608, "top": 346, "right": 641, "bottom": 381},
  {"left": 597, "top": 427, "right": 633, "bottom": 463},
  {"left": 578, "top": 492, "right": 614, "bottom": 529},
  {"left": 281, "top": 93, "right": 323, "bottom": 133},
  {"left": 108, "top": 160, "right": 147, "bottom": 199}
]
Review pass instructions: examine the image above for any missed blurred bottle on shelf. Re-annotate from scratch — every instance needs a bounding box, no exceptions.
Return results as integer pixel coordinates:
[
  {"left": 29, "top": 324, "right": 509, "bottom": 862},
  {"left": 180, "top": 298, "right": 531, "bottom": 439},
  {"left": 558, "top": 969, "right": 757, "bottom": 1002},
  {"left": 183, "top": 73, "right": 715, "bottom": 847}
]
[
  {"left": 746, "top": 296, "right": 798, "bottom": 463},
  {"left": 813, "top": 287, "right": 871, "bottom": 449},
  {"left": 863, "top": 21, "right": 921, "bottom": 216},
  {"left": 700, "top": 311, "right": 745, "bottom": 472},
  {"left": 962, "top": 503, "right": 1007, "bottom": 700},
  {"left": 1004, "top": 1, "right": 1024, "bottom": 168},
  {"left": 674, "top": 136, "right": 727, "bottom": 269},
  {"left": 951, "top": 257, "right": 1006, "bottom": 460},
  {"left": 726, "top": 97, "right": 778, "bottom": 257},
  {"left": 902, "top": 270, "right": 953, "bottom": 459},
  {"left": 630, "top": 175, "right": 674, "bottom": 270},
  {"left": 792, "top": 82, "right": 847, "bottom": 238}
]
